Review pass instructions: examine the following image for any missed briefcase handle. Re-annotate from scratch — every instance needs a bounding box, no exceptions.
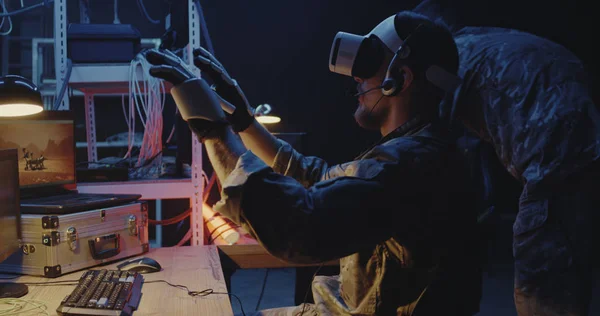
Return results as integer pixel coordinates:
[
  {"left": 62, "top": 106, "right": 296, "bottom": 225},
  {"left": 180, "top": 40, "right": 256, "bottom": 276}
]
[{"left": 88, "top": 233, "right": 121, "bottom": 260}]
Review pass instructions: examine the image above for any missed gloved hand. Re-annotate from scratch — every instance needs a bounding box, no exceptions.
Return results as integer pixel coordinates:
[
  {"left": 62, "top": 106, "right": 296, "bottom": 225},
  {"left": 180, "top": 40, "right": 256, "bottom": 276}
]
[
  {"left": 193, "top": 47, "right": 255, "bottom": 132},
  {"left": 144, "top": 48, "right": 229, "bottom": 141}
]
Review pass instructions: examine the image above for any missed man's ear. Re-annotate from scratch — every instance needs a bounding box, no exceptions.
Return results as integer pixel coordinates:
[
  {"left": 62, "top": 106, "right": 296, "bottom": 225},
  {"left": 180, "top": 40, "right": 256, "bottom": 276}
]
[{"left": 399, "top": 65, "right": 414, "bottom": 93}]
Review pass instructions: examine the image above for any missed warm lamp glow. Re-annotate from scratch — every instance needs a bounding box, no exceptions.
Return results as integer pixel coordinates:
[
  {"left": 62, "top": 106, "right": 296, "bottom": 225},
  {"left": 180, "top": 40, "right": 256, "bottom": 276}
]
[
  {"left": 256, "top": 115, "right": 281, "bottom": 124},
  {"left": 0, "top": 103, "right": 44, "bottom": 117},
  {"left": 0, "top": 75, "right": 44, "bottom": 117}
]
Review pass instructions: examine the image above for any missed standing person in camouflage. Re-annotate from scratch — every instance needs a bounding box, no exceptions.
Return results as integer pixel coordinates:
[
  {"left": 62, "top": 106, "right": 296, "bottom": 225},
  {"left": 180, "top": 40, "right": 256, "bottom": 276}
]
[{"left": 414, "top": 1, "right": 600, "bottom": 314}]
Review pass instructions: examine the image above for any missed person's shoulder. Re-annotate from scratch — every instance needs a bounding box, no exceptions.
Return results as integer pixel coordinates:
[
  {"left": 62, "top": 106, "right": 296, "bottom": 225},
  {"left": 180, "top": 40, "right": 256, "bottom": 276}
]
[
  {"left": 455, "top": 27, "right": 571, "bottom": 53},
  {"left": 369, "top": 125, "right": 453, "bottom": 160}
]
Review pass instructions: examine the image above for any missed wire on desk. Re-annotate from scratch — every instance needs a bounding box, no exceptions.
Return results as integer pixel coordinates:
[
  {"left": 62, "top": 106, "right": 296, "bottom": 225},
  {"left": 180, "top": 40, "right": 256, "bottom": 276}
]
[
  {"left": 0, "top": 298, "right": 50, "bottom": 315},
  {"left": 145, "top": 280, "right": 247, "bottom": 316},
  {"left": 0, "top": 276, "right": 18, "bottom": 280},
  {"left": 145, "top": 280, "right": 212, "bottom": 296}
]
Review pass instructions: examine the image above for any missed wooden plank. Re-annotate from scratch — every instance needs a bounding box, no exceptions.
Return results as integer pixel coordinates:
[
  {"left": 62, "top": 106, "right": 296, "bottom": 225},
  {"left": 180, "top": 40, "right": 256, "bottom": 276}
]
[{"left": 1, "top": 246, "right": 233, "bottom": 316}]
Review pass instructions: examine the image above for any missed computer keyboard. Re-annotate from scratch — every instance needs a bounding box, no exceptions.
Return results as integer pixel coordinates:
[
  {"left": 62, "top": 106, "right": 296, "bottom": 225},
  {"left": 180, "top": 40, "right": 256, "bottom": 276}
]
[{"left": 56, "top": 269, "right": 143, "bottom": 316}]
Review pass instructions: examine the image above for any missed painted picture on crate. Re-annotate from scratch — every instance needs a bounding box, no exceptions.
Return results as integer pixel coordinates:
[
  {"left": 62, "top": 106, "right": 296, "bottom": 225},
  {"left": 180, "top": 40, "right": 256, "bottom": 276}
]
[{"left": 0, "top": 119, "right": 75, "bottom": 188}]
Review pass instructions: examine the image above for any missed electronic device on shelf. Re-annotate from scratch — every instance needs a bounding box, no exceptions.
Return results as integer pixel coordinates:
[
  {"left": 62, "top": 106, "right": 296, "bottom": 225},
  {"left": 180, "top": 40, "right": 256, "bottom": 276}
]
[{"left": 56, "top": 269, "right": 143, "bottom": 316}]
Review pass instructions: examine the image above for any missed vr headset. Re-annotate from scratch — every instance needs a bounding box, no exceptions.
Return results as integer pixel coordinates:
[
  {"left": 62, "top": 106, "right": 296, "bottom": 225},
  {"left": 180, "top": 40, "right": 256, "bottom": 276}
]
[{"left": 328, "top": 15, "right": 461, "bottom": 93}]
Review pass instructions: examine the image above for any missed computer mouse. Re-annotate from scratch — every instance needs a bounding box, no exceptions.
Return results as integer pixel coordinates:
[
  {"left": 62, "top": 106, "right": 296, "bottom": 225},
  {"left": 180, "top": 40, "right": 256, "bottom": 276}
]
[{"left": 116, "top": 257, "right": 162, "bottom": 274}]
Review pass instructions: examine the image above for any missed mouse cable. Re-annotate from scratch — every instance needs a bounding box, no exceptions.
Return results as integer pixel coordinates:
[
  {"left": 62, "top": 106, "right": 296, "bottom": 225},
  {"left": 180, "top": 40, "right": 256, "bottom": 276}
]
[
  {"left": 255, "top": 268, "right": 269, "bottom": 311},
  {"left": 145, "top": 280, "right": 246, "bottom": 316}
]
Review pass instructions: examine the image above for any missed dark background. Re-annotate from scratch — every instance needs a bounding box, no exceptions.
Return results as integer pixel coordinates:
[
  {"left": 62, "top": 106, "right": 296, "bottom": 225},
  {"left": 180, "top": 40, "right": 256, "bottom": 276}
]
[
  {"left": 0, "top": 0, "right": 597, "bottom": 243},
  {"left": 1, "top": 1, "right": 598, "bottom": 311},
  {"left": 2, "top": 0, "right": 597, "bottom": 165}
]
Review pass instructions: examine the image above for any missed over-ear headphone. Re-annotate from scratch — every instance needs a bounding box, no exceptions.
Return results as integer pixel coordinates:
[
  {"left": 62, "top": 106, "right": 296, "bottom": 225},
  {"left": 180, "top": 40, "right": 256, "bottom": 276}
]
[{"left": 381, "top": 23, "right": 427, "bottom": 97}]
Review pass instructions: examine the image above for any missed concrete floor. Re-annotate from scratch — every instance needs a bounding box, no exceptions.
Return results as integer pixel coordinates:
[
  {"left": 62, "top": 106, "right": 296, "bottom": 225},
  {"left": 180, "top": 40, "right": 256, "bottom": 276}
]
[
  {"left": 229, "top": 217, "right": 599, "bottom": 315},
  {"left": 230, "top": 265, "right": 600, "bottom": 315}
]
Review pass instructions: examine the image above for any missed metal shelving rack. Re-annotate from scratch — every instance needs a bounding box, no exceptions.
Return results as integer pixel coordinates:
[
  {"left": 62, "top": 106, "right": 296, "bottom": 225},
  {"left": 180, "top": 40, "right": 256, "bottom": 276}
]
[{"left": 52, "top": 0, "right": 205, "bottom": 246}]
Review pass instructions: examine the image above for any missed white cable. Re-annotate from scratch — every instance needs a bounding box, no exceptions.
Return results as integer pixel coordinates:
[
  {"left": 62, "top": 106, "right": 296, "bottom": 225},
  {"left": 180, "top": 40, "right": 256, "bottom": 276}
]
[
  {"left": 121, "top": 93, "right": 135, "bottom": 161},
  {"left": 125, "top": 53, "right": 166, "bottom": 176},
  {"left": 0, "top": 298, "right": 50, "bottom": 315},
  {"left": 0, "top": 0, "right": 13, "bottom": 36},
  {"left": 113, "top": 0, "right": 120, "bottom": 24}
]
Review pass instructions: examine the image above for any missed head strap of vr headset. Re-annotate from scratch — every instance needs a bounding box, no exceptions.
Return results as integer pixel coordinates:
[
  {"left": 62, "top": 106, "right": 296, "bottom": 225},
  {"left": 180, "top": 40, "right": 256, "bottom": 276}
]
[
  {"left": 381, "top": 23, "right": 425, "bottom": 96},
  {"left": 381, "top": 22, "right": 462, "bottom": 97}
]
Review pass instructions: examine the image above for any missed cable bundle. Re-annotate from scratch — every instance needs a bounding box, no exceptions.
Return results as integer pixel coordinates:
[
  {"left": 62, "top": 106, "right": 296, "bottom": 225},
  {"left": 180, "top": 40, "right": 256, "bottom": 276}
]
[
  {"left": 123, "top": 52, "right": 166, "bottom": 179},
  {"left": 0, "top": 0, "right": 13, "bottom": 36}
]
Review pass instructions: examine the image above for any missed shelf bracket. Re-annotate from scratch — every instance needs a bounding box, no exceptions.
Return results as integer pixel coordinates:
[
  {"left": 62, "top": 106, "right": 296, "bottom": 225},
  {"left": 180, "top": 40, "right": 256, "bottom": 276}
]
[
  {"left": 84, "top": 93, "right": 98, "bottom": 162},
  {"left": 187, "top": 0, "right": 203, "bottom": 246},
  {"left": 54, "top": 0, "right": 69, "bottom": 110}
]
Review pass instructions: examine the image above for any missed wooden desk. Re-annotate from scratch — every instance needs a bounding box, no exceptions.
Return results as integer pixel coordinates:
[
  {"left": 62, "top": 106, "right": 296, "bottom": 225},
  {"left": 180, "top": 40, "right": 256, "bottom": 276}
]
[
  {"left": 217, "top": 238, "right": 340, "bottom": 305},
  {"left": 218, "top": 243, "right": 338, "bottom": 269},
  {"left": 5, "top": 246, "right": 233, "bottom": 316}
]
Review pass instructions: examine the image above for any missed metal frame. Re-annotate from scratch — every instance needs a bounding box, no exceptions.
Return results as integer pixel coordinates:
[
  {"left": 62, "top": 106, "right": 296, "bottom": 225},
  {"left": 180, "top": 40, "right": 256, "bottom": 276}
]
[
  {"left": 83, "top": 93, "right": 97, "bottom": 162},
  {"left": 53, "top": 0, "right": 69, "bottom": 110},
  {"left": 187, "top": 0, "right": 204, "bottom": 247},
  {"left": 53, "top": 0, "right": 204, "bottom": 245}
]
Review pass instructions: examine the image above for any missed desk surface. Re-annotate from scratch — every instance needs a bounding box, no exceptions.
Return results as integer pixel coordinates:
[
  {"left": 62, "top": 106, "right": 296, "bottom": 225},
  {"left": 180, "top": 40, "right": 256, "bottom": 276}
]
[
  {"left": 218, "top": 243, "right": 339, "bottom": 269},
  {"left": 3, "top": 246, "right": 233, "bottom": 316}
]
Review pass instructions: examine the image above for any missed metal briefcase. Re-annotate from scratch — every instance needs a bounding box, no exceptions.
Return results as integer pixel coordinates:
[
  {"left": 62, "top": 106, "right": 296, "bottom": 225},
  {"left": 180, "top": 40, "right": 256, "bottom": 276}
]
[{"left": 0, "top": 202, "right": 149, "bottom": 278}]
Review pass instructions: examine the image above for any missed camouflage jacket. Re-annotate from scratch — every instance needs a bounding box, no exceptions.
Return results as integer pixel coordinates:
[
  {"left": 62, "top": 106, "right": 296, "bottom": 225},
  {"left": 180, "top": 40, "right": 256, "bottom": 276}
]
[
  {"left": 214, "top": 119, "right": 479, "bottom": 315},
  {"left": 453, "top": 27, "right": 600, "bottom": 235}
]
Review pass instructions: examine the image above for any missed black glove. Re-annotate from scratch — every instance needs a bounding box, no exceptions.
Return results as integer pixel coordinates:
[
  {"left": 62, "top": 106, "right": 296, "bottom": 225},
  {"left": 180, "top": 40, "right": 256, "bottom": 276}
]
[
  {"left": 144, "top": 48, "right": 229, "bottom": 141},
  {"left": 193, "top": 47, "right": 255, "bottom": 132}
]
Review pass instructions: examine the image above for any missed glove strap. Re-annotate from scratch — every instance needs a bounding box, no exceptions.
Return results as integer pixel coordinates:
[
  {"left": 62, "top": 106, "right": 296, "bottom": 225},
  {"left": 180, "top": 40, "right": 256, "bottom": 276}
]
[
  {"left": 231, "top": 109, "right": 255, "bottom": 133},
  {"left": 188, "top": 119, "right": 230, "bottom": 142}
]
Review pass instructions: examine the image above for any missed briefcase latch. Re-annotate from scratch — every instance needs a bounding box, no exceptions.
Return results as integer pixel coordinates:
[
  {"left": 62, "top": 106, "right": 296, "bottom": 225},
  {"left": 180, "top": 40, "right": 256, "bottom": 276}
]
[
  {"left": 66, "top": 227, "right": 78, "bottom": 251},
  {"left": 128, "top": 215, "right": 138, "bottom": 236}
]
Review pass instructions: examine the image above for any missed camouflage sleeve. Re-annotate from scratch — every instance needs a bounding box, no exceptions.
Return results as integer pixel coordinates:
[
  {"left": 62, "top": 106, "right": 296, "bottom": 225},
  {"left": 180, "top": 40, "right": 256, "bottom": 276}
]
[
  {"left": 214, "top": 147, "right": 424, "bottom": 264},
  {"left": 270, "top": 138, "right": 329, "bottom": 187},
  {"left": 271, "top": 138, "right": 372, "bottom": 187}
]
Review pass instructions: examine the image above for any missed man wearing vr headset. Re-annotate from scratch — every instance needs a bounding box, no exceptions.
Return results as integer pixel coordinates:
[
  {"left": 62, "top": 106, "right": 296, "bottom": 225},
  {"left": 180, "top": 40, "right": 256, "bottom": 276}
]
[
  {"left": 411, "top": 1, "right": 600, "bottom": 315},
  {"left": 143, "top": 11, "right": 481, "bottom": 315}
]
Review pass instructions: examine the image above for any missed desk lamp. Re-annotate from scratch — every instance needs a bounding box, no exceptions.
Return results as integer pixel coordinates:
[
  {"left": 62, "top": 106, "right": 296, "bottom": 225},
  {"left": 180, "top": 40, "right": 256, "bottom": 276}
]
[
  {"left": 0, "top": 75, "right": 44, "bottom": 117},
  {"left": 255, "top": 103, "right": 281, "bottom": 124}
]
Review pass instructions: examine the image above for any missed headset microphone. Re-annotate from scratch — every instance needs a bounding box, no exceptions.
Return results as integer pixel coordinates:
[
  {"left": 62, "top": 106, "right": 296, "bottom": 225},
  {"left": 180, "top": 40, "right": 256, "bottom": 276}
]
[
  {"left": 354, "top": 79, "right": 398, "bottom": 97},
  {"left": 354, "top": 84, "right": 384, "bottom": 97}
]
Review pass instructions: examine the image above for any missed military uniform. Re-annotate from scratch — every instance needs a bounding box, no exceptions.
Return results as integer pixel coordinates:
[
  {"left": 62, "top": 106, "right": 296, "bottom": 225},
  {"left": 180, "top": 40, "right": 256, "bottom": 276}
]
[
  {"left": 453, "top": 27, "right": 600, "bottom": 315},
  {"left": 214, "top": 118, "right": 481, "bottom": 315}
]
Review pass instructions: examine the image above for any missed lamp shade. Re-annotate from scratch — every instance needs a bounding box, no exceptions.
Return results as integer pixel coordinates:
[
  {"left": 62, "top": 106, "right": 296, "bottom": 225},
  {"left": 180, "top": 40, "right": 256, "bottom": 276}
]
[
  {"left": 255, "top": 103, "right": 281, "bottom": 124},
  {"left": 0, "top": 75, "right": 44, "bottom": 117},
  {"left": 256, "top": 115, "right": 281, "bottom": 124}
]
